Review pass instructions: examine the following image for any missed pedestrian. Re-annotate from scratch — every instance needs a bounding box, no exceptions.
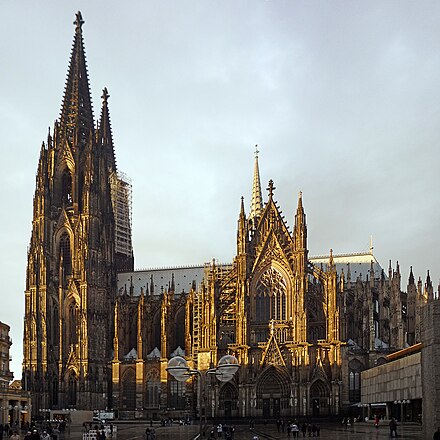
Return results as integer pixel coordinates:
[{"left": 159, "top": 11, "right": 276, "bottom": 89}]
[
  {"left": 316, "top": 424, "right": 320, "bottom": 437},
  {"left": 375, "top": 415, "right": 380, "bottom": 429},
  {"left": 434, "top": 427, "right": 440, "bottom": 440},
  {"left": 291, "top": 423, "right": 300, "bottom": 438},
  {"left": 307, "top": 423, "right": 312, "bottom": 437},
  {"left": 217, "top": 423, "right": 223, "bottom": 438},
  {"left": 10, "top": 432, "right": 20, "bottom": 440},
  {"left": 301, "top": 423, "right": 307, "bottom": 438},
  {"left": 389, "top": 418, "right": 398, "bottom": 437},
  {"left": 145, "top": 427, "right": 151, "bottom": 440}
]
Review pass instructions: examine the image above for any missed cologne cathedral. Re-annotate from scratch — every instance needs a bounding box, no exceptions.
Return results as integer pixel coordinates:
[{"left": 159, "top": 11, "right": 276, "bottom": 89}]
[{"left": 23, "top": 12, "right": 436, "bottom": 420}]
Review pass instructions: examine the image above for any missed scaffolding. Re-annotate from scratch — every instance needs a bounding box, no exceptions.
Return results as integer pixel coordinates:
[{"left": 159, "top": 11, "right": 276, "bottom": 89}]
[{"left": 110, "top": 171, "right": 133, "bottom": 258}]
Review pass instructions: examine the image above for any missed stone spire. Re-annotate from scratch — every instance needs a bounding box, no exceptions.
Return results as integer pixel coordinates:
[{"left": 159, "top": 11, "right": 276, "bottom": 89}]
[
  {"left": 249, "top": 145, "right": 263, "bottom": 226},
  {"left": 98, "top": 87, "right": 116, "bottom": 173},
  {"left": 59, "top": 11, "right": 94, "bottom": 147}
]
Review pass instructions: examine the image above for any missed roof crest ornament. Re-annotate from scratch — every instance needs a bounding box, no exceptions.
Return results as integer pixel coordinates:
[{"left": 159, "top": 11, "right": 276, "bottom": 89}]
[{"left": 267, "top": 179, "right": 275, "bottom": 198}]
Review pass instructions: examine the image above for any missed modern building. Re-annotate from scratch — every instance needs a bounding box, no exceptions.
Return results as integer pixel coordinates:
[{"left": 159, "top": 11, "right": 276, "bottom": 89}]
[
  {"left": 0, "top": 321, "right": 31, "bottom": 427},
  {"left": 23, "top": 11, "right": 438, "bottom": 420}
]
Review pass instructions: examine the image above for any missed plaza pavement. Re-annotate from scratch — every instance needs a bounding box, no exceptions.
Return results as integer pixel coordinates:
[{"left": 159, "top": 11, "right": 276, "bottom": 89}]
[{"left": 61, "top": 419, "right": 424, "bottom": 440}]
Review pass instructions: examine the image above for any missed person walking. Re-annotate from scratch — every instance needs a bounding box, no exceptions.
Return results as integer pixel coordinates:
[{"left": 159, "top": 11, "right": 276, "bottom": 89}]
[
  {"left": 375, "top": 415, "right": 380, "bottom": 429},
  {"left": 389, "top": 418, "right": 398, "bottom": 437},
  {"left": 433, "top": 427, "right": 440, "bottom": 440}
]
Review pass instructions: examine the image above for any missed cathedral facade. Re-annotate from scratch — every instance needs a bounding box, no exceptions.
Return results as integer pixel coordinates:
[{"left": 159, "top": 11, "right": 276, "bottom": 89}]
[{"left": 23, "top": 12, "right": 436, "bottom": 420}]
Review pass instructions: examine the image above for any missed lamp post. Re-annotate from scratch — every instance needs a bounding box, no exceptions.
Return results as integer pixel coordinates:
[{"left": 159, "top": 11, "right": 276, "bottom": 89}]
[{"left": 167, "top": 355, "right": 239, "bottom": 439}]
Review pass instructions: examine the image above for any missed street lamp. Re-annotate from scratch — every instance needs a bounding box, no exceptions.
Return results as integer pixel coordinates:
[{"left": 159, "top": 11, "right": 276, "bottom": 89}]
[{"left": 167, "top": 355, "right": 239, "bottom": 439}]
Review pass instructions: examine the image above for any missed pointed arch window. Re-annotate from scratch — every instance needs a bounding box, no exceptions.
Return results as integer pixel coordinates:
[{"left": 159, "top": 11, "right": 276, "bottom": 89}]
[
  {"left": 68, "top": 302, "right": 79, "bottom": 346},
  {"left": 255, "top": 268, "right": 287, "bottom": 322},
  {"left": 59, "top": 233, "right": 72, "bottom": 285},
  {"left": 121, "top": 368, "right": 136, "bottom": 410},
  {"left": 62, "top": 170, "right": 73, "bottom": 206},
  {"left": 145, "top": 369, "right": 160, "bottom": 408}
]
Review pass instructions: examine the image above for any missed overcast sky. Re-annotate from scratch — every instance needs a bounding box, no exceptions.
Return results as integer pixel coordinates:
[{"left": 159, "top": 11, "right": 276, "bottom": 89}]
[{"left": 1, "top": 1, "right": 440, "bottom": 376}]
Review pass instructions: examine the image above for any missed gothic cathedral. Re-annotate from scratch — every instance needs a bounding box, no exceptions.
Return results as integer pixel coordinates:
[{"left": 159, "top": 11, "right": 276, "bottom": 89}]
[{"left": 24, "top": 12, "right": 435, "bottom": 419}]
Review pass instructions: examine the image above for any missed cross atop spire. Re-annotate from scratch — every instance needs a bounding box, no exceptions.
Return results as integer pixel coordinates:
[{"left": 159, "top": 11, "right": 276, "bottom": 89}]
[{"left": 74, "top": 11, "right": 84, "bottom": 33}]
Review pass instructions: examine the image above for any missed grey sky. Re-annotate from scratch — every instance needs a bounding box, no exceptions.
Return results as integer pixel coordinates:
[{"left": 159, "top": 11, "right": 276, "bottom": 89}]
[{"left": 1, "top": 1, "right": 440, "bottom": 376}]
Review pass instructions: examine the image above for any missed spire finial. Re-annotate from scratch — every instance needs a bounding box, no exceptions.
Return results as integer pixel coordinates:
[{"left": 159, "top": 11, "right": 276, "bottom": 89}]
[
  {"left": 74, "top": 11, "right": 84, "bottom": 33},
  {"left": 267, "top": 179, "right": 275, "bottom": 198},
  {"left": 255, "top": 144, "right": 259, "bottom": 158},
  {"left": 101, "top": 87, "right": 110, "bottom": 104}
]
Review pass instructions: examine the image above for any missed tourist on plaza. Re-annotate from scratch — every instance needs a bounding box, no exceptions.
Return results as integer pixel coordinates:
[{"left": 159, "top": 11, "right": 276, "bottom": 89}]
[
  {"left": 433, "top": 427, "right": 440, "bottom": 440},
  {"left": 41, "top": 430, "right": 50, "bottom": 440},
  {"left": 290, "top": 422, "right": 299, "bottom": 438},
  {"left": 389, "top": 418, "right": 398, "bottom": 437},
  {"left": 10, "top": 431, "right": 20, "bottom": 440},
  {"left": 217, "top": 423, "right": 223, "bottom": 437},
  {"left": 24, "top": 431, "right": 32, "bottom": 440},
  {"left": 315, "top": 424, "right": 320, "bottom": 437},
  {"left": 31, "top": 428, "right": 41, "bottom": 440},
  {"left": 301, "top": 423, "right": 307, "bottom": 437},
  {"left": 375, "top": 415, "right": 380, "bottom": 429},
  {"left": 0, "top": 423, "right": 3, "bottom": 440},
  {"left": 307, "top": 423, "right": 312, "bottom": 436}
]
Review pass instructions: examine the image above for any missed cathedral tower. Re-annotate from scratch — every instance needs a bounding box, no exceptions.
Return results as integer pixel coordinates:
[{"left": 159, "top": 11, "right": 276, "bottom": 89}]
[{"left": 23, "top": 12, "right": 126, "bottom": 413}]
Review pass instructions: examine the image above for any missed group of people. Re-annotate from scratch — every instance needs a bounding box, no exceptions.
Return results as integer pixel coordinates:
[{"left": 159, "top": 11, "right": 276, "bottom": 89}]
[
  {"left": 208, "top": 423, "right": 235, "bottom": 440},
  {"left": 144, "top": 427, "right": 156, "bottom": 440},
  {"left": 0, "top": 421, "right": 64, "bottom": 440},
  {"left": 276, "top": 419, "right": 321, "bottom": 437}
]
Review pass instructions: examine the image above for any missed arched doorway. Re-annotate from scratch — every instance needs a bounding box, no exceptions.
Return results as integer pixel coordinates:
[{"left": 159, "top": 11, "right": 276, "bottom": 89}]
[
  {"left": 67, "top": 370, "right": 78, "bottom": 407},
  {"left": 219, "top": 382, "right": 238, "bottom": 419},
  {"left": 310, "top": 380, "right": 330, "bottom": 417},
  {"left": 256, "top": 367, "right": 290, "bottom": 418}
]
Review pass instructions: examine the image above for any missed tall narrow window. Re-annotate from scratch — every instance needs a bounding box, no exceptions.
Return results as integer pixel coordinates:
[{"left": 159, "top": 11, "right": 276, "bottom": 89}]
[
  {"left": 59, "top": 234, "right": 72, "bottom": 286},
  {"left": 62, "top": 170, "right": 73, "bottom": 206},
  {"left": 68, "top": 303, "right": 78, "bottom": 345}
]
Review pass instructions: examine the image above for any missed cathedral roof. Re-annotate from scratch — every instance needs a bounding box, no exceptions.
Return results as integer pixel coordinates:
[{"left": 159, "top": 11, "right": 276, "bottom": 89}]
[
  {"left": 117, "top": 265, "right": 206, "bottom": 296},
  {"left": 119, "top": 252, "right": 384, "bottom": 296},
  {"left": 310, "top": 252, "right": 383, "bottom": 280}
]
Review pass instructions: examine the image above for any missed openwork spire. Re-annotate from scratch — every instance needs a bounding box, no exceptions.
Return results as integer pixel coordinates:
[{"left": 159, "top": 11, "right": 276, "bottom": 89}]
[
  {"left": 98, "top": 87, "right": 116, "bottom": 172},
  {"left": 59, "top": 11, "right": 94, "bottom": 147},
  {"left": 249, "top": 145, "right": 263, "bottom": 225}
]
